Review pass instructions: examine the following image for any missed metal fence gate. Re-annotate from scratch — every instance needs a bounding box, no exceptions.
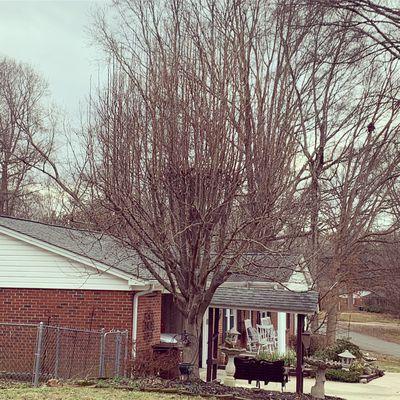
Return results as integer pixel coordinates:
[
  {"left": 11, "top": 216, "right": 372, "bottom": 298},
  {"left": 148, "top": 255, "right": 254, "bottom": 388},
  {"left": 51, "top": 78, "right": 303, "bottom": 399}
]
[{"left": 0, "top": 322, "right": 129, "bottom": 385}]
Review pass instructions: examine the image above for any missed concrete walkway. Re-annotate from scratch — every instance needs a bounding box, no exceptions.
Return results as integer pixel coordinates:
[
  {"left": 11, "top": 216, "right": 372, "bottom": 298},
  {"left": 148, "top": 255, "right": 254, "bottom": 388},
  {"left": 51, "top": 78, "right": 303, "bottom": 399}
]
[
  {"left": 338, "top": 330, "right": 400, "bottom": 358},
  {"left": 200, "top": 371, "right": 400, "bottom": 399}
]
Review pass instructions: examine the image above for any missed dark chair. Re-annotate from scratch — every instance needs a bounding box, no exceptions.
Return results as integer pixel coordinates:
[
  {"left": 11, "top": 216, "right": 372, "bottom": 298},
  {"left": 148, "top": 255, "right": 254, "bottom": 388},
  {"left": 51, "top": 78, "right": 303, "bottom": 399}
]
[{"left": 234, "top": 356, "right": 288, "bottom": 390}]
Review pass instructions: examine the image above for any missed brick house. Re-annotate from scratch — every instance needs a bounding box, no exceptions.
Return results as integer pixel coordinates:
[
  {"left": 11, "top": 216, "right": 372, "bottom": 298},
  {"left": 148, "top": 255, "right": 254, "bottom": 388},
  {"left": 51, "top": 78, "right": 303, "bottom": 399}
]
[{"left": 0, "top": 216, "right": 318, "bottom": 376}]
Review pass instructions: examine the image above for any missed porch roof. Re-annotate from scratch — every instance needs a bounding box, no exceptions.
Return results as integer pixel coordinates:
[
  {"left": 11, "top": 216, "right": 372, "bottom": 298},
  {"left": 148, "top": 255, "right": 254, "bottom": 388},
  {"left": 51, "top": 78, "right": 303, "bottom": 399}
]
[{"left": 210, "top": 286, "right": 318, "bottom": 314}]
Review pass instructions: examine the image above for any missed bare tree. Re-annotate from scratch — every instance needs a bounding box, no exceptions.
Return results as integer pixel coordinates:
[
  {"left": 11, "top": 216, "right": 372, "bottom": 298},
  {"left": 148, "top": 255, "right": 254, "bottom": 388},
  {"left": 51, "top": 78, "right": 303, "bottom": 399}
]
[
  {"left": 0, "top": 57, "right": 54, "bottom": 217},
  {"left": 310, "top": 0, "right": 400, "bottom": 58},
  {"left": 78, "top": 0, "right": 322, "bottom": 366},
  {"left": 317, "top": 60, "right": 400, "bottom": 342},
  {"left": 278, "top": 3, "right": 400, "bottom": 339}
]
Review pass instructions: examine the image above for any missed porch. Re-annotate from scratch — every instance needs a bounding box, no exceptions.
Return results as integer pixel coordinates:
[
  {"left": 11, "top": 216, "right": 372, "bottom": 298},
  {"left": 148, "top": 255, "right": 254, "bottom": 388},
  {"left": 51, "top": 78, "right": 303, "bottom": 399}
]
[{"left": 161, "top": 285, "right": 318, "bottom": 394}]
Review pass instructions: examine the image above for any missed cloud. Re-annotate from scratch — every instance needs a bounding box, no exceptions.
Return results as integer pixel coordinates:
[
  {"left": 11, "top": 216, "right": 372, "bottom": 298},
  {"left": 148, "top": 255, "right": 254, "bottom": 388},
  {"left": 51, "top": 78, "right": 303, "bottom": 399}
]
[{"left": 0, "top": 0, "right": 108, "bottom": 123}]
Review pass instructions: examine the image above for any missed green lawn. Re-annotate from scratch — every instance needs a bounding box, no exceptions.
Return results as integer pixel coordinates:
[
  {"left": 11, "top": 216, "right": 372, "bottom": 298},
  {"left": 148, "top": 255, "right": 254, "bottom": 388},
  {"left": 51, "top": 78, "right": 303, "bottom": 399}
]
[{"left": 0, "top": 386, "right": 209, "bottom": 400}]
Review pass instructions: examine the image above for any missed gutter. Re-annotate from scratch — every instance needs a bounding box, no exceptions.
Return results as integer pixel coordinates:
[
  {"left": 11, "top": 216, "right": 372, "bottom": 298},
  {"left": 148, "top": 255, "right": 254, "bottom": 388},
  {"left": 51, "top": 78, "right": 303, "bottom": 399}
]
[{"left": 131, "top": 284, "right": 155, "bottom": 358}]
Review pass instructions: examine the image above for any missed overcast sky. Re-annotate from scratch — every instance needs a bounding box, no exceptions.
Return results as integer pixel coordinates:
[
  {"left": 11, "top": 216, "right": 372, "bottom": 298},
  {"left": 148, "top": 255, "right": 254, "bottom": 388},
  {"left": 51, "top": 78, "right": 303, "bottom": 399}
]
[{"left": 0, "top": 0, "right": 108, "bottom": 123}]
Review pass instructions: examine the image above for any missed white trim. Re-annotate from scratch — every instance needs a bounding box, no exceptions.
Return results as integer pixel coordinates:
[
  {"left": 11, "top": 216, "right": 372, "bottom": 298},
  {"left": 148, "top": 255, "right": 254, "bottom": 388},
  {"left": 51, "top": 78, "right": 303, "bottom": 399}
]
[
  {"left": 202, "top": 307, "right": 209, "bottom": 369},
  {"left": 0, "top": 226, "right": 148, "bottom": 287},
  {"left": 277, "top": 312, "right": 287, "bottom": 355},
  {"left": 132, "top": 286, "right": 155, "bottom": 357}
]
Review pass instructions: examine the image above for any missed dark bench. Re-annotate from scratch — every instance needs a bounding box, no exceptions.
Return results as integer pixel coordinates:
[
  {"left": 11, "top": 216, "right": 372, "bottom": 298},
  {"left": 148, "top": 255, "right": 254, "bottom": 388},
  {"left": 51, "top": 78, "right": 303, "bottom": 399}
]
[{"left": 234, "top": 356, "right": 288, "bottom": 389}]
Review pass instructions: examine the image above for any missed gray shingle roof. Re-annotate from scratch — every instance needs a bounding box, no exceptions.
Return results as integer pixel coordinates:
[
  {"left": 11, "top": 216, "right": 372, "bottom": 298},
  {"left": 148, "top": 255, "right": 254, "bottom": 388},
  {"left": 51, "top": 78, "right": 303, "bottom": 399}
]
[
  {"left": 227, "top": 254, "right": 302, "bottom": 284},
  {"left": 0, "top": 216, "right": 305, "bottom": 289},
  {"left": 211, "top": 286, "right": 318, "bottom": 314},
  {"left": 0, "top": 216, "right": 154, "bottom": 281},
  {"left": 0, "top": 217, "right": 318, "bottom": 312}
]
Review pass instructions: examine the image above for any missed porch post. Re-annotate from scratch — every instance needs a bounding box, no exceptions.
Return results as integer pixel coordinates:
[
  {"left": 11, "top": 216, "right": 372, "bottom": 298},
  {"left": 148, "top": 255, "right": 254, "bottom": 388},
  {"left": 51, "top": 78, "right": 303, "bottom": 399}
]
[
  {"left": 202, "top": 307, "right": 209, "bottom": 369},
  {"left": 296, "top": 314, "right": 305, "bottom": 394},
  {"left": 277, "top": 312, "right": 286, "bottom": 355},
  {"left": 206, "top": 308, "right": 214, "bottom": 382}
]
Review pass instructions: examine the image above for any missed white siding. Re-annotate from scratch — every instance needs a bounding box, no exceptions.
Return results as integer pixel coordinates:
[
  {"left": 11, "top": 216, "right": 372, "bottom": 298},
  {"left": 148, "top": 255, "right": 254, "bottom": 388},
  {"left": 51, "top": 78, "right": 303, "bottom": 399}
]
[
  {"left": 287, "top": 270, "right": 309, "bottom": 292},
  {"left": 0, "top": 232, "right": 131, "bottom": 290}
]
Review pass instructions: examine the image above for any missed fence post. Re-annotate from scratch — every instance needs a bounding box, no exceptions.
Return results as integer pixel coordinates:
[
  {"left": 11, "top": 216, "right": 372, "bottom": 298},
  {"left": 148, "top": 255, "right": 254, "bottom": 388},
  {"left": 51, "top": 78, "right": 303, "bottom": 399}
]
[
  {"left": 54, "top": 327, "right": 61, "bottom": 378},
  {"left": 114, "top": 332, "right": 122, "bottom": 377},
  {"left": 99, "top": 328, "right": 106, "bottom": 378},
  {"left": 33, "top": 322, "right": 45, "bottom": 386},
  {"left": 123, "top": 331, "right": 129, "bottom": 377}
]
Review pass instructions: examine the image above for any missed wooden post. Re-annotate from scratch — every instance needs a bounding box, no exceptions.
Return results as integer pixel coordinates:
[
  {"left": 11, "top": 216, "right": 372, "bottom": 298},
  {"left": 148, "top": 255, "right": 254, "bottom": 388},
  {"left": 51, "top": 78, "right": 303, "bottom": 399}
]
[
  {"left": 206, "top": 308, "right": 214, "bottom": 382},
  {"left": 205, "top": 307, "right": 221, "bottom": 381},
  {"left": 296, "top": 314, "right": 305, "bottom": 394},
  {"left": 212, "top": 308, "right": 220, "bottom": 381}
]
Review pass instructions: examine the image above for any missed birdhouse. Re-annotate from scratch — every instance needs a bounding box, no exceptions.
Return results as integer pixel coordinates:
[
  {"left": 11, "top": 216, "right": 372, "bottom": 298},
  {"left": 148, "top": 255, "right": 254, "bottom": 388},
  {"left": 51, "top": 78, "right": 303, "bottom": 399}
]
[{"left": 338, "top": 349, "right": 356, "bottom": 370}]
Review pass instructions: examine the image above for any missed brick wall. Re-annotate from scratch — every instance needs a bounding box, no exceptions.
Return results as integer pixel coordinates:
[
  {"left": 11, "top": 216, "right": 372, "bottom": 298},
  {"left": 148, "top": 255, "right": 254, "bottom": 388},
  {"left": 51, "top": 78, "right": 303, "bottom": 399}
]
[
  {"left": 0, "top": 288, "right": 162, "bottom": 379},
  {"left": 135, "top": 292, "right": 162, "bottom": 354},
  {"left": 0, "top": 288, "right": 162, "bottom": 351},
  {"left": 0, "top": 288, "right": 133, "bottom": 331}
]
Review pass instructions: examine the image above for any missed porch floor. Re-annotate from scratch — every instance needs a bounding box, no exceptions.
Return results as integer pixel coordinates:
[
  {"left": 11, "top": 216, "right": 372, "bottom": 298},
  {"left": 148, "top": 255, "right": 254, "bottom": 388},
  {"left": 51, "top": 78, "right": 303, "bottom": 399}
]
[{"left": 199, "top": 369, "right": 400, "bottom": 400}]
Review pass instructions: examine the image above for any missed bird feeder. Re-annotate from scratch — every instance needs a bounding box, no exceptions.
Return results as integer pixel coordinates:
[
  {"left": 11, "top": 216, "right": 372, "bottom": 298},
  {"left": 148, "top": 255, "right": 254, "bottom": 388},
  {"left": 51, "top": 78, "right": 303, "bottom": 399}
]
[
  {"left": 338, "top": 349, "right": 356, "bottom": 370},
  {"left": 225, "top": 328, "right": 241, "bottom": 347},
  {"left": 301, "top": 331, "right": 311, "bottom": 351}
]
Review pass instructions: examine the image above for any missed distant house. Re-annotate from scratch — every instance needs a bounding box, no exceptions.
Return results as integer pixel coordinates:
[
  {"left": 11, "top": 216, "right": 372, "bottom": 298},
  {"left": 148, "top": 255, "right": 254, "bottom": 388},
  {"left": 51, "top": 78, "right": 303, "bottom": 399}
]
[
  {"left": 339, "top": 291, "right": 371, "bottom": 311},
  {"left": 0, "top": 216, "right": 318, "bottom": 374}
]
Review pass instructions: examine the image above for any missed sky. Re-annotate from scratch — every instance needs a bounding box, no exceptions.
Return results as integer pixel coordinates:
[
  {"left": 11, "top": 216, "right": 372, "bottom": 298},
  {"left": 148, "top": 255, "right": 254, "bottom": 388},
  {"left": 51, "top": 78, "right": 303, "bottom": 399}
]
[{"left": 0, "top": 0, "right": 109, "bottom": 123}]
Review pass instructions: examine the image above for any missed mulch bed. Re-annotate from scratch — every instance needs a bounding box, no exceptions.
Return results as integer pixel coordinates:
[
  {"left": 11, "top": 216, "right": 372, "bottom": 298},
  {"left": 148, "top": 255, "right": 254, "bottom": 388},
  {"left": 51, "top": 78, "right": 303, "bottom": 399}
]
[{"left": 96, "top": 377, "right": 343, "bottom": 400}]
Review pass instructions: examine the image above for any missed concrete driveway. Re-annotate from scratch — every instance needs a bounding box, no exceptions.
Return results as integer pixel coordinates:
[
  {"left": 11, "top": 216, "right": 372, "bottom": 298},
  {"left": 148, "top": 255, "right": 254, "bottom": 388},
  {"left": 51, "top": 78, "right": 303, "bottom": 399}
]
[{"left": 201, "top": 370, "right": 400, "bottom": 399}]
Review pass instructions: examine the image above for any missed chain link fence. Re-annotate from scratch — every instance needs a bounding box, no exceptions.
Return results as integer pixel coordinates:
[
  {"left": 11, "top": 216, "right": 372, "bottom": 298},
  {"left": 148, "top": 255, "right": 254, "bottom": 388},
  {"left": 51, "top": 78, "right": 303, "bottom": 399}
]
[{"left": 0, "top": 322, "right": 129, "bottom": 385}]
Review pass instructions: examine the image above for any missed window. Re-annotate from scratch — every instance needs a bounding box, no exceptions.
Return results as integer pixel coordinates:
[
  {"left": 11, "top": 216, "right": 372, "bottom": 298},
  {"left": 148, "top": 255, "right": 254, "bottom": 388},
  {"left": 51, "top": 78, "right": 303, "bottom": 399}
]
[{"left": 225, "top": 309, "right": 237, "bottom": 331}]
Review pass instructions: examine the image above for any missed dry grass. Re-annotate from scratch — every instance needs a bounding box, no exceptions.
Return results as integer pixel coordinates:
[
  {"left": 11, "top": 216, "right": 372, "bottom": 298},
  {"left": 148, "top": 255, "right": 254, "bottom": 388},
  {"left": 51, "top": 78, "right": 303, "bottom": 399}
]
[
  {"left": 0, "top": 386, "right": 209, "bottom": 400},
  {"left": 366, "top": 352, "right": 400, "bottom": 373},
  {"left": 318, "top": 310, "right": 398, "bottom": 326},
  {"left": 338, "top": 312, "right": 400, "bottom": 325},
  {"left": 338, "top": 312, "right": 400, "bottom": 345}
]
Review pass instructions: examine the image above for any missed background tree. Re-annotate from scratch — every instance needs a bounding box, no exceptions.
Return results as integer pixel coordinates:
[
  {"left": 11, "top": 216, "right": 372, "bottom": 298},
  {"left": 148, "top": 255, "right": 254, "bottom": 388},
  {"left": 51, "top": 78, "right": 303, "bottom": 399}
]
[
  {"left": 311, "top": 0, "right": 400, "bottom": 58},
  {"left": 0, "top": 57, "right": 55, "bottom": 217},
  {"left": 316, "top": 60, "right": 400, "bottom": 342},
  {"left": 286, "top": 3, "right": 400, "bottom": 340}
]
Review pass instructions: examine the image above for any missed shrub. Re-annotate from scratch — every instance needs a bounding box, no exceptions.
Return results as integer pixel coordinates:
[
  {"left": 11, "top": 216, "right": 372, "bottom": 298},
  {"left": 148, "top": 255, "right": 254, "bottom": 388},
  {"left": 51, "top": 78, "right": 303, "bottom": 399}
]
[
  {"left": 129, "top": 349, "right": 180, "bottom": 378},
  {"left": 256, "top": 348, "right": 297, "bottom": 366},
  {"left": 314, "top": 339, "right": 362, "bottom": 361},
  {"left": 349, "top": 361, "right": 365, "bottom": 374},
  {"left": 326, "top": 368, "right": 361, "bottom": 383},
  {"left": 257, "top": 350, "right": 282, "bottom": 363}
]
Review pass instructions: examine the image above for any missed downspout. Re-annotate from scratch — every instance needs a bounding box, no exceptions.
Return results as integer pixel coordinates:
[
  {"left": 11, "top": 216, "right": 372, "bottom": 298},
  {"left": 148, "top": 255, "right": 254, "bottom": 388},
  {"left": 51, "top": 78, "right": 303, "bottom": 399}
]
[{"left": 132, "top": 285, "right": 155, "bottom": 358}]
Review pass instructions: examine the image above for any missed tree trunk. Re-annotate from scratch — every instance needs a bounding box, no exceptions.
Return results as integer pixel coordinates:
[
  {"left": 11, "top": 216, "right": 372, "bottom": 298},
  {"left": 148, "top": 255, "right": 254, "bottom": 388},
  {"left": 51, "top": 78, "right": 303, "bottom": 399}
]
[
  {"left": 326, "top": 290, "right": 339, "bottom": 345},
  {"left": 182, "top": 313, "right": 204, "bottom": 378}
]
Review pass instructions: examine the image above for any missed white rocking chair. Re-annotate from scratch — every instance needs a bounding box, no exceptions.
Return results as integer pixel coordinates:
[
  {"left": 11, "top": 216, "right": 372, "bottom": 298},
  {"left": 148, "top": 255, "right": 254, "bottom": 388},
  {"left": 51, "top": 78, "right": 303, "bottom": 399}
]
[
  {"left": 257, "top": 324, "right": 277, "bottom": 353},
  {"left": 244, "top": 319, "right": 260, "bottom": 352}
]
